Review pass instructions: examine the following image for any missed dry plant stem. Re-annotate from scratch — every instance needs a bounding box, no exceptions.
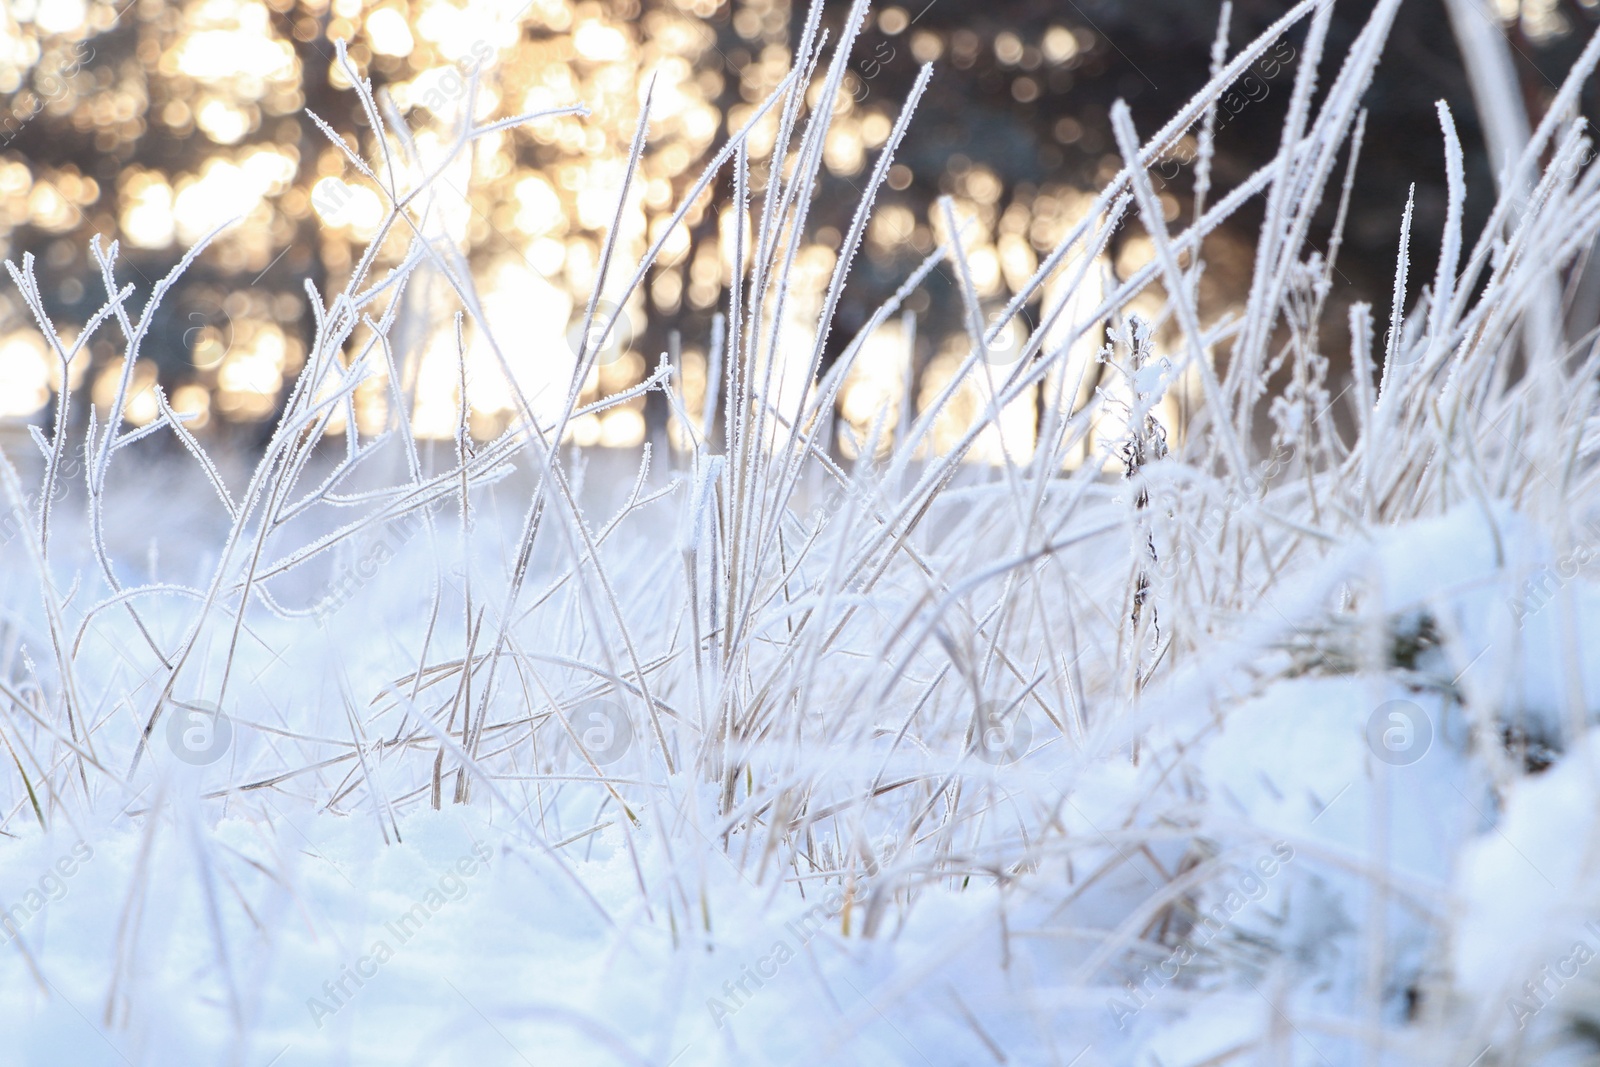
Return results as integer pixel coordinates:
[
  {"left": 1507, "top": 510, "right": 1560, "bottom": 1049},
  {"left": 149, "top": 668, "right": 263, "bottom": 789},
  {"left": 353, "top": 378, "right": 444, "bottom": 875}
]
[{"left": 7, "top": 7, "right": 1600, "bottom": 1060}]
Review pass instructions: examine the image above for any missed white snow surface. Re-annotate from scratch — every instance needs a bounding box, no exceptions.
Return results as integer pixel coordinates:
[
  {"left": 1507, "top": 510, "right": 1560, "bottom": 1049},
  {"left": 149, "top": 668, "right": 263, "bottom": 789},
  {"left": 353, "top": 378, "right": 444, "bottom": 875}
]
[{"left": 2, "top": 491, "right": 1597, "bottom": 1066}]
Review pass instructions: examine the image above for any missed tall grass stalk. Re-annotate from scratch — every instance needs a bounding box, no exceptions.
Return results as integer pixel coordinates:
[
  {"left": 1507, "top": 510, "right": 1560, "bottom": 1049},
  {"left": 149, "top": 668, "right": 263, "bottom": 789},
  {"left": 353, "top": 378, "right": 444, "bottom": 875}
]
[{"left": 3, "top": 2, "right": 1600, "bottom": 1060}]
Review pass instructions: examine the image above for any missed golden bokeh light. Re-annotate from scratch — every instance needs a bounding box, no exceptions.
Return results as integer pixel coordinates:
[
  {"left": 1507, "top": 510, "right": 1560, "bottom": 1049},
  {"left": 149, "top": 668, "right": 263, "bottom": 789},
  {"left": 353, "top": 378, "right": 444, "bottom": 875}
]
[{"left": 0, "top": 0, "right": 1157, "bottom": 467}]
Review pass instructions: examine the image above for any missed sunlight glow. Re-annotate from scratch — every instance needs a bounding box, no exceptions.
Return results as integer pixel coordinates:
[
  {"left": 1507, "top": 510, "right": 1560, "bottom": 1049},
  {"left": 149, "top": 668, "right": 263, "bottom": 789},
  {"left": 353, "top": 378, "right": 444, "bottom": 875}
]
[{"left": 0, "top": 331, "right": 50, "bottom": 417}]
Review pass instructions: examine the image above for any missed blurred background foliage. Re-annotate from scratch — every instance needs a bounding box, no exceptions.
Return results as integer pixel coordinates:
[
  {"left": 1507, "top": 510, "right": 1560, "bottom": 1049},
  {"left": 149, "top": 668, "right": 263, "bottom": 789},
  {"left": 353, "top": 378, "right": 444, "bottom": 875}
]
[{"left": 0, "top": 0, "right": 1595, "bottom": 457}]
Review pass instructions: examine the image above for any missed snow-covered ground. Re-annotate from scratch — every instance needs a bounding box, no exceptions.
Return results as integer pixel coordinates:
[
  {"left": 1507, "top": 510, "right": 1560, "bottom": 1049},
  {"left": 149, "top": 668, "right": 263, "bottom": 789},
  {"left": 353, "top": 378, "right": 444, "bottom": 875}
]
[
  {"left": 4, "top": 480, "right": 1598, "bottom": 1066},
  {"left": 8, "top": 1, "right": 1600, "bottom": 1063}
]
